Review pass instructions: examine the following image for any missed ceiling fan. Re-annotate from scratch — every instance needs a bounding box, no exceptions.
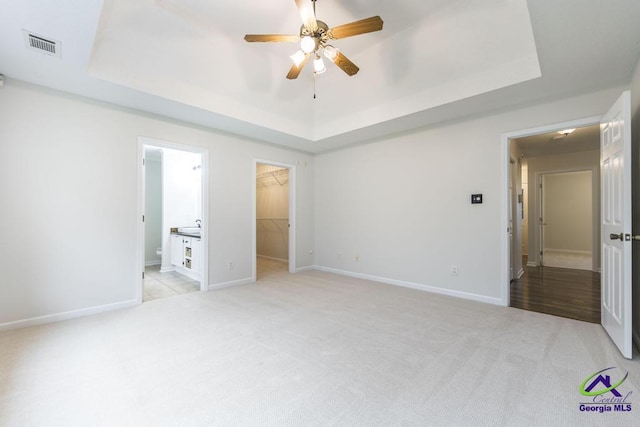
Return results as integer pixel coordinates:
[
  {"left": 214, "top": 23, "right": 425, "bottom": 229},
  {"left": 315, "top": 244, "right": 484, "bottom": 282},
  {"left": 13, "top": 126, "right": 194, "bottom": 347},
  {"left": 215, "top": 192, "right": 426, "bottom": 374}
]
[{"left": 244, "top": 0, "right": 383, "bottom": 79}]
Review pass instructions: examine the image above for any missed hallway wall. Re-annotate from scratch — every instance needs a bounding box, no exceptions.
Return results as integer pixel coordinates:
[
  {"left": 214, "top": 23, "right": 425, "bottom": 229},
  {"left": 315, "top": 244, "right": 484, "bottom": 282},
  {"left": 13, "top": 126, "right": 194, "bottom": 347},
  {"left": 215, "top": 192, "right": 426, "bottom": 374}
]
[
  {"left": 526, "top": 150, "right": 600, "bottom": 269},
  {"left": 542, "top": 171, "right": 592, "bottom": 252}
]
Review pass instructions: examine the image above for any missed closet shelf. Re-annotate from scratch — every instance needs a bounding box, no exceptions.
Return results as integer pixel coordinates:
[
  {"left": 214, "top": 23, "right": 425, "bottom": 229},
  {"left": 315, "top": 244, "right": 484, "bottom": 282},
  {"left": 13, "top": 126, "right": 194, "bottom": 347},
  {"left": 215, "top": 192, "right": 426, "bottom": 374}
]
[{"left": 256, "top": 169, "right": 289, "bottom": 186}]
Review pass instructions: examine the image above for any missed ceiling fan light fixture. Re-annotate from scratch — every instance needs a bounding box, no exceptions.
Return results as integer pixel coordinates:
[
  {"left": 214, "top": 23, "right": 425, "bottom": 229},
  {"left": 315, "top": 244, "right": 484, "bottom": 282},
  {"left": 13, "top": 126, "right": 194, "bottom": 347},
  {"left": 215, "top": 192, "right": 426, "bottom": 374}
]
[
  {"left": 290, "top": 50, "right": 307, "bottom": 67},
  {"left": 323, "top": 45, "right": 339, "bottom": 62},
  {"left": 300, "top": 36, "right": 316, "bottom": 53},
  {"left": 558, "top": 128, "right": 576, "bottom": 136},
  {"left": 313, "top": 56, "right": 326, "bottom": 74}
]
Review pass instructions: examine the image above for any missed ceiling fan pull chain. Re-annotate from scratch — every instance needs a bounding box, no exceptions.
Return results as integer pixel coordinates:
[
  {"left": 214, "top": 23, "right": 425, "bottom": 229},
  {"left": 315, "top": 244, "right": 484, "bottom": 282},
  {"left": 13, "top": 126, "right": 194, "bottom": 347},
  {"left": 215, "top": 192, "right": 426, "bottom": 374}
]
[{"left": 313, "top": 73, "right": 317, "bottom": 99}]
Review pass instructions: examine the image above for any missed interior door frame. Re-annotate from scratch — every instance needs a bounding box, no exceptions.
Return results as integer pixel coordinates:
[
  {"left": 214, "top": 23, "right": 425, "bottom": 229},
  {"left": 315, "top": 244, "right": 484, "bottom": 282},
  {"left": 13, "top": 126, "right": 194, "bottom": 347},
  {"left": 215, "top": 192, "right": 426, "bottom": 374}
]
[
  {"left": 136, "top": 136, "right": 210, "bottom": 304},
  {"left": 500, "top": 116, "right": 601, "bottom": 306},
  {"left": 252, "top": 159, "right": 297, "bottom": 281},
  {"left": 508, "top": 156, "right": 516, "bottom": 280}
]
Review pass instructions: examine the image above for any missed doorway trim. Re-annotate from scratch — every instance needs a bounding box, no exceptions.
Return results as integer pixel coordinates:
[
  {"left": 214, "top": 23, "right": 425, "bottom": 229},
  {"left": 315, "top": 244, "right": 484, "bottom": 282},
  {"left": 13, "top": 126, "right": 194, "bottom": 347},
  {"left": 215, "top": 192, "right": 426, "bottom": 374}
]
[
  {"left": 136, "top": 136, "right": 210, "bottom": 304},
  {"left": 500, "top": 115, "right": 601, "bottom": 306},
  {"left": 252, "top": 159, "right": 297, "bottom": 281}
]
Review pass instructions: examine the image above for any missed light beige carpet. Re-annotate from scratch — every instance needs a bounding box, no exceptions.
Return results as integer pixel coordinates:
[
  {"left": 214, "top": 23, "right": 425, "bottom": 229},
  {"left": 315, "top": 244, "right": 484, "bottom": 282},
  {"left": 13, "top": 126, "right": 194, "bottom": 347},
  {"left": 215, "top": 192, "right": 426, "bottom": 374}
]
[{"left": 1, "top": 261, "right": 638, "bottom": 426}]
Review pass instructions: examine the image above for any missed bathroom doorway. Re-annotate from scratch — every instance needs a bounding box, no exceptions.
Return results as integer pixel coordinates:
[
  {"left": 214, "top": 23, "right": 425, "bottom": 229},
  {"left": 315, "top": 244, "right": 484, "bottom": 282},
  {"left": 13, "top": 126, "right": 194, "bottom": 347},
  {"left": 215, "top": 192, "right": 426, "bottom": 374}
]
[
  {"left": 137, "top": 137, "right": 209, "bottom": 303},
  {"left": 253, "top": 160, "right": 296, "bottom": 281}
]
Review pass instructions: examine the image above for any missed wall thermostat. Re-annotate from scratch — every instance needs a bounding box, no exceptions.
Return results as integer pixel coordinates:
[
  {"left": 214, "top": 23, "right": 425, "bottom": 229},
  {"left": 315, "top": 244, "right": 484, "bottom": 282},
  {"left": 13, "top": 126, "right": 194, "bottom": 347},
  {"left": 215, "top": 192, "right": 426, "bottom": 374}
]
[{"left": 471, "top": 194, "right": 483, "bottom": 204}]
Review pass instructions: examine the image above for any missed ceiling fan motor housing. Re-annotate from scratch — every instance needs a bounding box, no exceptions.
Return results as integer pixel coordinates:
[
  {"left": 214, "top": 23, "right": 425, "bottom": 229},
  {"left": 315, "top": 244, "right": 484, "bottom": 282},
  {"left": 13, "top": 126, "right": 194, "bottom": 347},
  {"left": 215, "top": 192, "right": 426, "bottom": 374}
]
[{"left": 301, "top": 20, "right": 330, "bottom": 41}]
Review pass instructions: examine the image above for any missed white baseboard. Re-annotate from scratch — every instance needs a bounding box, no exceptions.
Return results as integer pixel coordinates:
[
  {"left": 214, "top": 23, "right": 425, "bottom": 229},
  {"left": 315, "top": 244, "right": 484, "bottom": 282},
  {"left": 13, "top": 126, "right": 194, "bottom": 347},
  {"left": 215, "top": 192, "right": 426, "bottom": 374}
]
[
  {"left": 159, "top": 265, "right": 175, "bottom": 273},
  {"left": 296, "top": 265, "right": 316, "bottom": 273},
  {"left": 0, "top": 299, "right": 139, "bottom": 332},
  {"left": 516, "top": 268, "right": 525, "bottom": 279},
  {"left": 544, "top": 248, "right": 592, "bottom": 256},
  {"left": 208, "top": 277, "right": 253, "bottom": 291},
  {"left": 315, "top": 266, "right": 503, "bottom": 306},
  {"left": 257, "top": 255, "right": 288, "bottom": 263},
  {"left": 633, "top": 329, "right": 640, "bottom": 353},
  {"left": 145, "top": 260, "right": 161, "bottom": 266},
  {"left": 527, "top": 262, "right": 538, "bottom": 267}
]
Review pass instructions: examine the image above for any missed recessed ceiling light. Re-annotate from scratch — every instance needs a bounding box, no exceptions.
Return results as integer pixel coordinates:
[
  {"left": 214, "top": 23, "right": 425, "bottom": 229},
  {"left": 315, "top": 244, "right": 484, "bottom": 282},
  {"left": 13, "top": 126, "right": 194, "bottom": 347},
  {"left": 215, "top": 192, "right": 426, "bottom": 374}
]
[{"left": 558, "top": 128, "right": 576, "bottom": 136}]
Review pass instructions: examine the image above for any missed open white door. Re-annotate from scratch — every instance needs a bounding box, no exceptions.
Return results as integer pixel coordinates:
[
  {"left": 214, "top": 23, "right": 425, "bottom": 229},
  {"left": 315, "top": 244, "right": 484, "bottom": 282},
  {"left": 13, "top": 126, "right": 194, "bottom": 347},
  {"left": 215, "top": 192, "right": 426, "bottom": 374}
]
[{"left": 600, "top": 91, "right": 632, "bottom": 359}]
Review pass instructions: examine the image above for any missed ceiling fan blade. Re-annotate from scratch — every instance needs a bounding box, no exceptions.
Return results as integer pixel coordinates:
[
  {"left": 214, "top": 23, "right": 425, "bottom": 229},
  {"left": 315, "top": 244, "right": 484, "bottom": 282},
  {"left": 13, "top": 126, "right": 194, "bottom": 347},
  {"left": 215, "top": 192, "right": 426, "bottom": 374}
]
[
  {"left": 244, "top": 34, "right": 300, "bottom": 43},
  {"left": 332, "top": 52, "right": 359, "bottom": 76},
  {"left": 286, "top": 53, "right": 311, "bottom": 79},
  {"left": 295, "top": 0, "right": 318, "bottom": 31},
  {"left": 329, "top": 16, "right": 384, "bottom": 39}
]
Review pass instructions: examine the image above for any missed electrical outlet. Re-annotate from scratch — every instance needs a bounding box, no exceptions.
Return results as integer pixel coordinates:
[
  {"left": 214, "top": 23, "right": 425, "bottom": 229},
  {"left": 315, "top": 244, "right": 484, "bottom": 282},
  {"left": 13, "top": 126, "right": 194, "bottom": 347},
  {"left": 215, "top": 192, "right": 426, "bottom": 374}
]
[
  {"left": 228, "top": 261, "right": 234, "bottom": 270},
  {"left": 308, "top": 249, "right": 313, "bottom": 254},
  {"left": 450, "top": 265, "right": 459, "bottom": 276},
  {"left": 356, "top": 255, "right": 360, "bottom": 262},
  {"left": 337, "top": 252, "right": 342, "bottom": 260}
]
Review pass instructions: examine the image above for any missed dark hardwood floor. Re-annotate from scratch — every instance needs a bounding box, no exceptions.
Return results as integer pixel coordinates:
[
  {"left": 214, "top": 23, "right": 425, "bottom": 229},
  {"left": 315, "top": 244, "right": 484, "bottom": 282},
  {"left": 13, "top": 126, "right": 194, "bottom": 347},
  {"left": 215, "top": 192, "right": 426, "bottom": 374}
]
[{"left": 510, "top": 261, "right": 601, "bottom": 323}]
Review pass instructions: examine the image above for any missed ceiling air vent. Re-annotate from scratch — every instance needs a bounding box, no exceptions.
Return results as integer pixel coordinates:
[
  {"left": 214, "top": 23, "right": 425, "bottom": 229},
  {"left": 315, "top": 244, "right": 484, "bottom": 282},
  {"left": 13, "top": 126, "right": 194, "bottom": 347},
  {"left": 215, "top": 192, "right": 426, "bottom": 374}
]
[{"left": 23, "top": 30, "right": 61, "bottom": 58}]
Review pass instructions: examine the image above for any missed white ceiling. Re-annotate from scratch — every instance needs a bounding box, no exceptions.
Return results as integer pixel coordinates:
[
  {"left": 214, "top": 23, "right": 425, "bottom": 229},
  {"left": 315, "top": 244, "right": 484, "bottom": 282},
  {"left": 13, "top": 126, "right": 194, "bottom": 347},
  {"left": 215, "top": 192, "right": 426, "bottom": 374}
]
[
  {"left": 514, "top": 125, "right": 600, "bottom": 158},
  {"left": 1, "top": 0, "right": 640, "bottom": 154}
]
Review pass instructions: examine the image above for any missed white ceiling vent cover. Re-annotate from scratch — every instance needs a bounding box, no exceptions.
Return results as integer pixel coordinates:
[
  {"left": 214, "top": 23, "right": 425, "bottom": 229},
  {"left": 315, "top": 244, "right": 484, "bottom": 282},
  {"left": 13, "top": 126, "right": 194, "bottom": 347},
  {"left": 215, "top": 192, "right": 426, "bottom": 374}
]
[{"left": 23, "top": 30, "right": 61, "bottom": 58}]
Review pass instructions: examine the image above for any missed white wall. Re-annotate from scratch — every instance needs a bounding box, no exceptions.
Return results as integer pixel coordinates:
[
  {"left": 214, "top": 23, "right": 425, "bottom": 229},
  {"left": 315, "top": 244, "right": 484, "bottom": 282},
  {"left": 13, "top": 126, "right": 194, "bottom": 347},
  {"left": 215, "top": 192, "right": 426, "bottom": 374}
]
[
  {"left": 0, "top": 80, "right": 315, "bottom": 327},
  {"left": 315, "top": 86, "right": 625, "bottom": 304},
  {"left": 144, "top": 153, "right": 162, "bottom": 264},
  {"left": 542, "top": 171, "right": 592, "bottom": 252},
  {"left": 521, "top": 160, "right": 528, "bottom": 256},
  {"left": 256, "top": 165, "right": 289, "bottom": 261},
  {"left": 160, "top": 148, "right": 201, "bottom": 271},
  {"left": 631, "top": 56, "right": 640, "bottom": 347},
  {"left": 526, "top": 150, "right": 600, "bottom": 269}
]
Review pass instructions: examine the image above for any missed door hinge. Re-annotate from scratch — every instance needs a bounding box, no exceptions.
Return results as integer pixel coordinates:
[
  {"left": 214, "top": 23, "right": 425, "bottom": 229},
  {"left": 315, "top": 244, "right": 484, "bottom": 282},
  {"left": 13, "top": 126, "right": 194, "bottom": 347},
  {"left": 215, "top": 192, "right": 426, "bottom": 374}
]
[
  {"left": 540, "top": 251, "right": 543, "bottom": 256},
  {"left": 142, "top": 272, "right": 145, "bottom": 279},
  {"left": 143, "top": 158, "right": 145, "bottom": 166},
  {"left": 142, "top": 215, "right": 145, "bottom": 222}
]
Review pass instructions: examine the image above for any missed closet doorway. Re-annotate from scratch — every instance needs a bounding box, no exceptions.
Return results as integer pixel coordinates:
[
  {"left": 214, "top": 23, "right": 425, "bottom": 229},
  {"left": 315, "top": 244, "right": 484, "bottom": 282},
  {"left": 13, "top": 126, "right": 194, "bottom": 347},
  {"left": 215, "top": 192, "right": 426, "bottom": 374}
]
[{"left": 253, "top": 160, "right": 296, "bottom": 280}]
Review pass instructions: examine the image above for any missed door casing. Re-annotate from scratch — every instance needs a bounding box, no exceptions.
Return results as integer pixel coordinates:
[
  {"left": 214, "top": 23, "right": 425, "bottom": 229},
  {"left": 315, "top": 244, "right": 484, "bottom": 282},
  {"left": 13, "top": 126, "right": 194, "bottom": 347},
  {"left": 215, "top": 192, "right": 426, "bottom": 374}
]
[
  {"left": 136, "top": 136, "right": 210, "bottom": 303},
  {"left": 500, "top": 116, "right": 601, "bottom": 306}
]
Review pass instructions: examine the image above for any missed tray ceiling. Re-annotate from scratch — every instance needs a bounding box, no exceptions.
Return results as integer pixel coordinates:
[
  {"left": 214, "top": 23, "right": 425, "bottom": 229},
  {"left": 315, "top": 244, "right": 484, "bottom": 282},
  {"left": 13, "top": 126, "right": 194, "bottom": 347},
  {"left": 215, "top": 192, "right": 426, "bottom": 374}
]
[{"left": 1, "top": 0, "right": 639, "bottom": 153}]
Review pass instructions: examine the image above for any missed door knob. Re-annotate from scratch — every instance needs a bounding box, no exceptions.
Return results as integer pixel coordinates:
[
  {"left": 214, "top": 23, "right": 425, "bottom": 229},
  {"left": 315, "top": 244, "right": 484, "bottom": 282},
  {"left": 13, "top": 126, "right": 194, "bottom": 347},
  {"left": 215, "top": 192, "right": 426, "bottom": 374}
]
[{"left": 610, "top": 233, "right": 624, "bottom": 241}]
